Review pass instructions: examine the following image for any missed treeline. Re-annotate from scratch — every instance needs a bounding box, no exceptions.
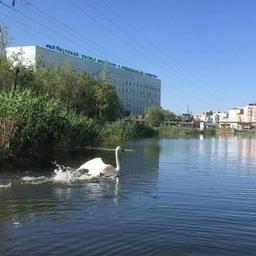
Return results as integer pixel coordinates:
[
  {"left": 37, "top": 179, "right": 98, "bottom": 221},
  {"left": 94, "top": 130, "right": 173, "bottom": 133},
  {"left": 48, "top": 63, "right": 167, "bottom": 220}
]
[{"left": 0, "top": 56, "right": 154, "bottom": 162}]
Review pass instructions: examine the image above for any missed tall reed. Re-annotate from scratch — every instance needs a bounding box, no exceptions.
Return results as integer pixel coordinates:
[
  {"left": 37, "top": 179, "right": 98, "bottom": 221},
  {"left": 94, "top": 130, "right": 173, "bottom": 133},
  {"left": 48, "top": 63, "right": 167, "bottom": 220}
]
[{"left": 0, "top": 90, "right": 98, "bottom": 161}]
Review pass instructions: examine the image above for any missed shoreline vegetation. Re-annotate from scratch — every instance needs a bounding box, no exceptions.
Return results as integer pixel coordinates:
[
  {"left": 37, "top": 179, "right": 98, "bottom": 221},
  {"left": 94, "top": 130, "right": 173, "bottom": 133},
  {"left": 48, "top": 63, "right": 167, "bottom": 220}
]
[
  {"left": 0, "top": 55, "right": 251, "bottom": 165},
  {"left": 0, "top": 55, "right": 158, "bottom": 163},
  {"left": 0, "top": 89, "right": 157, "bottom": 163}
]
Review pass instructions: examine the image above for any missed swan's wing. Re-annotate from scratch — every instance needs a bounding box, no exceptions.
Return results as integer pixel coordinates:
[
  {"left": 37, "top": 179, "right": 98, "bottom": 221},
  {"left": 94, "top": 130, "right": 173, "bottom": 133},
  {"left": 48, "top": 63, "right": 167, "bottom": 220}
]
[{"left": 77, "top": 158, "right": 107, "bottom": 177}]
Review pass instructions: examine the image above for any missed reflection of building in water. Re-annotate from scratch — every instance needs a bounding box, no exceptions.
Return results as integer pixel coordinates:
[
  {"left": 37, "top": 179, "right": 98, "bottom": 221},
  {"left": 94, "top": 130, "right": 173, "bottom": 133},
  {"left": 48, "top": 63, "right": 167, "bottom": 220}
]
[
  {"left": 199, "top": 137, "right": 256, "bottom": 176},
  {"left": 120, "top": 141, "right": 160, "bottom": 175},
  {"left": 239, "top": 137, "right": 256, "bottom": 168}
]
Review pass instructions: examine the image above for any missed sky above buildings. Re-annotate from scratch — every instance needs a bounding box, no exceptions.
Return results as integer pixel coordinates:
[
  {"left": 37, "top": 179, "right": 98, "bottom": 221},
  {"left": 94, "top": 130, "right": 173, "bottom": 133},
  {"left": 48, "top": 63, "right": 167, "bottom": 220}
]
[{"left": 1, "top": 0, "right": 256, "bottom": 114}]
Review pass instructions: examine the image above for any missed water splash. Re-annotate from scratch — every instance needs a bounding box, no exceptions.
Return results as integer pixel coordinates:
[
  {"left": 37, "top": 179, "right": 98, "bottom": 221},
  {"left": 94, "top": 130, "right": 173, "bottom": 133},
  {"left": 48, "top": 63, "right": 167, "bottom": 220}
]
[
  {"left": 21, "top": 176, "right": 48, "bottom": 184},
  {"left": 50, "top": 162, "right": 117, "bottom": 183},
  {"left": 19, "top": 162, "right": 118, "bottom": 185},
  {"left": 0, "top": 183, "right": 12, "bottom": 189},
  {"left": 50, "top": 164, "right": 82, "bottom": 183}
]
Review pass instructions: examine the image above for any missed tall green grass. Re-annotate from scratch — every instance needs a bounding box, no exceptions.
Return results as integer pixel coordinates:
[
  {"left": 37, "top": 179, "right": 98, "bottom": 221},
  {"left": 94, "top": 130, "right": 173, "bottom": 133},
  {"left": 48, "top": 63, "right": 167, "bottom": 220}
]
[
  {"left": 0, "top": 90, "right": 98, "bottom": 161},
  {"left": 100, "top": 121, "right": 157, "bottom": 145}
]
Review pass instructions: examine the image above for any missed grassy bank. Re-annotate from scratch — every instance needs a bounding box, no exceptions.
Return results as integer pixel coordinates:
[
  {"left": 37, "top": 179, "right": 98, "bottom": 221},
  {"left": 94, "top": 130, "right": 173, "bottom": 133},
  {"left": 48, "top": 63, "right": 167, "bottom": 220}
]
[{"left": 157, "top": 126, "right": 217, "bottom": 138}]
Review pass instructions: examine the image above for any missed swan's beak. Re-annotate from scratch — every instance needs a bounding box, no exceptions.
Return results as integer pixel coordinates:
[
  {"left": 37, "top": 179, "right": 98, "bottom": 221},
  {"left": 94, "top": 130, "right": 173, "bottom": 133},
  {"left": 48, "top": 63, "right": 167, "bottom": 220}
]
[{"left": 121, "top": 149, "right": 134, "bottom": 152}]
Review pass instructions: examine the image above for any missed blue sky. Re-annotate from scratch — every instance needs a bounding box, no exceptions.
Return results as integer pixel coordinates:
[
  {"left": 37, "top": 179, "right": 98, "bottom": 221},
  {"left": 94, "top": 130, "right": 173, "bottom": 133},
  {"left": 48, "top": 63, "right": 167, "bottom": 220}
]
[{"left": 1, "top": 0, "right": 256, "bottom": 114}]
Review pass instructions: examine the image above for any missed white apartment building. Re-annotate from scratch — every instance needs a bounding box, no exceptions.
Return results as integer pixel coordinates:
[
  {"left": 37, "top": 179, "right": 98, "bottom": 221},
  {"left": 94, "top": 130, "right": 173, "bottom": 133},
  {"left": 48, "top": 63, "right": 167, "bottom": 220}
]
[
  {"left": 195, "top": 111, "right": 228, "bottom": 125},
  {"left": 6, "top": 45, "right": 161, "bottom": 116},
  {"left": 218, "top": 112, "right": 228, "bottom": 122},
  {"left": 243, "top": 103, "right": 256, "bottom": 123},
  {"left": 227, "top": 108, "right": 243, "bottom": 129},
  {"left": 228, "top": 108, "right": 243, "bottom": 122}
]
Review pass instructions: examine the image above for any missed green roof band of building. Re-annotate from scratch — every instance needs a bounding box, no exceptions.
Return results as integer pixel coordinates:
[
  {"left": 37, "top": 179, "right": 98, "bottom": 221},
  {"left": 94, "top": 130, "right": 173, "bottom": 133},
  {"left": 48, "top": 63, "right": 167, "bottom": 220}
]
[{"left": 45, "top": 44, "right": 158, "bottom": 79}]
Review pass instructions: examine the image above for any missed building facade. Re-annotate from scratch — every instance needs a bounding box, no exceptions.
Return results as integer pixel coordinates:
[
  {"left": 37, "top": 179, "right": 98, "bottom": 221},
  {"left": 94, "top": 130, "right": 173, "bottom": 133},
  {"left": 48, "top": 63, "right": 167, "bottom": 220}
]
[
  {"left": 6, "top": 45, "right": 161, "bottom": 116},
  {"left": 228, "top": 108, "right": 243, "bottom": 121},
  {"left": 243, "top": 103, "right": 256, "bottom": 123}
]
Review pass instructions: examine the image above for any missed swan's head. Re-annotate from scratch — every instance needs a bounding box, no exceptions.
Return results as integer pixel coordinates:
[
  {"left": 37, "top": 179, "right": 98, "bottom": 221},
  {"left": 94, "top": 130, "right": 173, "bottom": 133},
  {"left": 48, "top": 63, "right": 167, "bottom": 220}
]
[
  {"left": 116, "top": 146, "right": 123, "bottom": 152},
  {"left": 115, "top": 146, "right": 128, "bottom": 153}
]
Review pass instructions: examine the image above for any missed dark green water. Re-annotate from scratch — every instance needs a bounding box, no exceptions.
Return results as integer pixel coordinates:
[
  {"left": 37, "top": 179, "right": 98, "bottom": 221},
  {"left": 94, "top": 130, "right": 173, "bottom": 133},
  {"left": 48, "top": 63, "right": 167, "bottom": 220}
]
[{"left": 1, "top": 137, "right": 256, "bottom": 255}]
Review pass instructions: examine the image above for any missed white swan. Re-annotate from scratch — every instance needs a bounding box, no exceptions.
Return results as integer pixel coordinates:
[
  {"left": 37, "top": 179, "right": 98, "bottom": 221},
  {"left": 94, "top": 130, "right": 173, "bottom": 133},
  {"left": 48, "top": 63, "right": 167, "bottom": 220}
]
[{"left": 77, "top": 146, "right": 123, "bottom": 177}]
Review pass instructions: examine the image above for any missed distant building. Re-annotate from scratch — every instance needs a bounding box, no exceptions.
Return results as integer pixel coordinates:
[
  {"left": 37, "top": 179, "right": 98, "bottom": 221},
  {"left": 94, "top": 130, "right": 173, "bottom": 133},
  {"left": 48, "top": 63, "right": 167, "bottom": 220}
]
[
  {"left": 194, "top": 111, "right": 213, "bottom": 123},
  {"left": 228, "top": 108, "right": 243, "bottom": 123},
  {"left": 195, "top": 103, "right": 256, "bottom": 130},
  {"left": 227, "top": 108, "right": 243, "bottom": 129},
  {"left": 243, "top": 103, "right": 256, "bottom": 123},
  {"left": 182, "top": 113, "right": 193, "bottom": 122},
  {"left": 218, "top": 112, "right": 228, "bottom": 122},
  {"left": 6, "top": 45, "right": 161, "bottom": 116}
]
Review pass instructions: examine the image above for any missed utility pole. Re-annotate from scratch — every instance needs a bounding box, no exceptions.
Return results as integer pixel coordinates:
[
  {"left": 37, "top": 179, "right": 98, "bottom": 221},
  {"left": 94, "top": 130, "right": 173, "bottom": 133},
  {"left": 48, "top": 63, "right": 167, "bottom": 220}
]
[
  {"left": 0, "top": 25, "right": 7, "bottom": 59},
  {"left": 11, "top": 67, "right": 20, "bottom": 97}
]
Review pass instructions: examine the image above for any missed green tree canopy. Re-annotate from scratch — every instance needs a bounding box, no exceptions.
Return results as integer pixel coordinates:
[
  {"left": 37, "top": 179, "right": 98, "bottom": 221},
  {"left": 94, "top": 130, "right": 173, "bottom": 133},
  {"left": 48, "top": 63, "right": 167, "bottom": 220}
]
[
  {"left": 93, "top": 80, "right": 121, "bottom": 122},
  {"left": 145, "top": 106, "right": 164, "bottom": 127},
  {"left": 162, "top": 109, "right": 182, "bottom": 122}
]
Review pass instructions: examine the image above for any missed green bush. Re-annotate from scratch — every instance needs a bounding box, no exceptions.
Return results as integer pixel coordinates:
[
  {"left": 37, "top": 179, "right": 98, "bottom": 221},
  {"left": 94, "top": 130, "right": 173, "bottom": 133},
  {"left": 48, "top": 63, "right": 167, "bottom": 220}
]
[{"left": 130, "top": 123, "right": 157, "bottom": 138}]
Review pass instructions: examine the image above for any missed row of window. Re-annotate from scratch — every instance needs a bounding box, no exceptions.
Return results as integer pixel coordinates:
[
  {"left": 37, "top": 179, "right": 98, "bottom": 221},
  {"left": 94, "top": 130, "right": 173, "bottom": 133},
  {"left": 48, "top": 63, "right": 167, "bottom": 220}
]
[
  {"left": 122, "top": 98, "right": 159, "bottom": 107},
  {"left": 117, "top": 87, "right": 159, "bottom": 98},
  {"left": 120, "top": 95, "right": 160, "bottom": 102},
  {"left": 111, "top": 79, "right": 160, "bottom": 92}
]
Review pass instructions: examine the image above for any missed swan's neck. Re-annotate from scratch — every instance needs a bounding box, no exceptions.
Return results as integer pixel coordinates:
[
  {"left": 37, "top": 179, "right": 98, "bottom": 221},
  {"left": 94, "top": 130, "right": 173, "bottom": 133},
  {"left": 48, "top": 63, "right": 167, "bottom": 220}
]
[{"left": 115, "top": 148, "right": 120, "bottom": 171}]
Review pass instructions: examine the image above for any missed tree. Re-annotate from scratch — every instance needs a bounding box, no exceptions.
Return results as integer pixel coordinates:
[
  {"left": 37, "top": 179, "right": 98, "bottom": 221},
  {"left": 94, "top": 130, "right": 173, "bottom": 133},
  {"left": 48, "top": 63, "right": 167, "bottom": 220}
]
[
  {"left": 32, "top": 65, "right": 120, "bottom": 121},
  {"left": 93, "top": 80, "right": 121, "bottom": 122},
  {"left": 145, "top": 106, "right": 164, "bottom": 127},
  {"left": 162, "top": 109, "right": 182, "bottom": 122},
  {"left": 33, "top": 65, "right": 95, "bottom": 115}
]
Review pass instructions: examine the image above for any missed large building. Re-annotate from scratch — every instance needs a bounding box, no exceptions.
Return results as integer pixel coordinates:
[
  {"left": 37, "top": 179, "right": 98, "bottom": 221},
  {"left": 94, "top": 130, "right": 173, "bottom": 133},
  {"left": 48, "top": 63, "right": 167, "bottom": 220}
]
[{"left": 6, "top": 45, "right": 161, "bottom": 116}]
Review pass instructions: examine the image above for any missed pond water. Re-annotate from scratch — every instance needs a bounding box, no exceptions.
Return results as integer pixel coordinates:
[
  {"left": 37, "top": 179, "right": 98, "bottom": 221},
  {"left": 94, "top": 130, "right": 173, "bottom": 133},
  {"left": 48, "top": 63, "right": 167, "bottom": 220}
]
[{"left": 1, "top": 136, "right": 256, "bottom": 255}]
